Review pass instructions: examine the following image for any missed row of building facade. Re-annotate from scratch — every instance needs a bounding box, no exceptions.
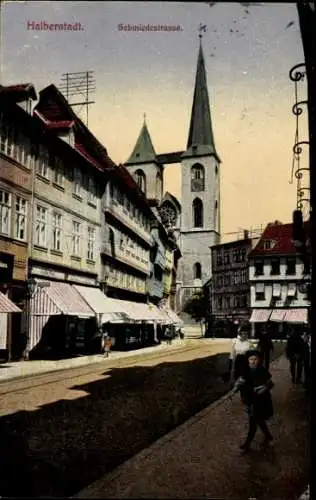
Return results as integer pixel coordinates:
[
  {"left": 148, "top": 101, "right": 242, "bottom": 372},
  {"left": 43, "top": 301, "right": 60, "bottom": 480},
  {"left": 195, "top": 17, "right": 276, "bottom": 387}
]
[
  {"left": 0, "top": 83, "right": 181, "bottom": 361},
  {"left": 205, "top": 222, "right": 310, "bottom": 338}
]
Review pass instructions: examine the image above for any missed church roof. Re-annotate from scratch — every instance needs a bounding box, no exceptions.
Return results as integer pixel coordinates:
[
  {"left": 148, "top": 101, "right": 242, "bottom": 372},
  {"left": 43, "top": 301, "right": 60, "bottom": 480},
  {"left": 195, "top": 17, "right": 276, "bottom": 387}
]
[
  {"left": 126, "top": 118, "right": 158, "bottom": 165},
  {"left": 183, "top": 38, "right": 220, "bottom": 161},
  {"left": 161, "top": 191, "right": 181, "bottom": 210}
]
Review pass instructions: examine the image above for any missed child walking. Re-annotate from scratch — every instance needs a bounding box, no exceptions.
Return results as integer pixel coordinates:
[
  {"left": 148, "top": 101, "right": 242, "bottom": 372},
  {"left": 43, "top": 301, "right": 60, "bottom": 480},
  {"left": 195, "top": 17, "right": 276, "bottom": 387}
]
[{"left": 233, "top": 349, "right": 274, "bottom": 452}]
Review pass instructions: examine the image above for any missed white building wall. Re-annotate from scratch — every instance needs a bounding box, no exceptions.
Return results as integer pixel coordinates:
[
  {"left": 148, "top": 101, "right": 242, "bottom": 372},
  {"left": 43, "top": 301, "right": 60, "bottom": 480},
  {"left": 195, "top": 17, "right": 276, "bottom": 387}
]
[{"left": 249, "top": 257, "right": 310, "bottom": 309}]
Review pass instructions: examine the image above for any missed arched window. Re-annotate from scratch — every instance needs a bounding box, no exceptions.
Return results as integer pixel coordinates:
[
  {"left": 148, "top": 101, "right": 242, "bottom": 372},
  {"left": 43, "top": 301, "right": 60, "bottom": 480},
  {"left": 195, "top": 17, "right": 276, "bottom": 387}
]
[
  {"left": 134, "top": 169, "right": 146, "bottom": 194},
  {"left": 193, "top": 262, "right": 202, "bottom": 280},
  {"left": 156, "top": 171, "right": 162, "bottom": 199},
  {"left": 192, "top": 198, "right": 203, "bottom": 228},
  {"left": 159, "top": 201, "right": 177, "bottom": 228},
  {"left": 215, "top": 164, "right": 218, "bottom": 175},
  {"left": 191, "top": 163, "right": 205, "bottom": 192}
]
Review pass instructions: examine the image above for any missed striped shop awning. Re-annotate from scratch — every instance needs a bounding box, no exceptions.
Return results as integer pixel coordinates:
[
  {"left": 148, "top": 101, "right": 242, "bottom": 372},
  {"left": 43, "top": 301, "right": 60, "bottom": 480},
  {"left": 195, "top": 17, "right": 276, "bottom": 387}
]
[
  {"left": 30, "top": 282, "right": 95, "bottom": 317},
  {"left": 270, "top": 309, "right": 287, "bottom": 322},
  {"left": 249, "top": 309, "right": 272, "bottom": 323},
  {"left": 0, "top": 291, "right": 22, "bottom": 313},
  {"left": 284, "top": 308, "right": 308, "bottom": 324}
]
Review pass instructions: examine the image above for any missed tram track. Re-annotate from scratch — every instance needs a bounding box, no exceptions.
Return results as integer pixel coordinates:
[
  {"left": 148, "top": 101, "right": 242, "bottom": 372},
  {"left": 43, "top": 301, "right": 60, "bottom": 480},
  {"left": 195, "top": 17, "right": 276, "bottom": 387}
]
[{"left": 0, "top": 343, "right": 210, "bottom": 397}]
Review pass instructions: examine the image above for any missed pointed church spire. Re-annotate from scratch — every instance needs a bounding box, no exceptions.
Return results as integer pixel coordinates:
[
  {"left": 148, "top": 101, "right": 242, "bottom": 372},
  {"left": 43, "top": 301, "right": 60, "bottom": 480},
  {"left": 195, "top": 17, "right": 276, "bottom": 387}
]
[
  {"left": 183, "top": 27, "right": 218, "bottom": 159},
  {"left": 126, "top": 115, "right": 157, "bottom": 165}
]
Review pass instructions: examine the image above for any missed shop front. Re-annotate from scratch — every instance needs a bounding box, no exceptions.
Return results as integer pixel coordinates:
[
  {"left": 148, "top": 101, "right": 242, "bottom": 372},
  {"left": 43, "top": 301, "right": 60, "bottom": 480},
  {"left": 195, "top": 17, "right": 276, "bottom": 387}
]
[
  {"left": 0, "top": 290, "right": 22, "bottom": 361},
  {"left": 249, "top": 308, "right": 309, "bottom": 339},
  {"left": 24, "top": 280, "right": 96, "bottom": 359}
]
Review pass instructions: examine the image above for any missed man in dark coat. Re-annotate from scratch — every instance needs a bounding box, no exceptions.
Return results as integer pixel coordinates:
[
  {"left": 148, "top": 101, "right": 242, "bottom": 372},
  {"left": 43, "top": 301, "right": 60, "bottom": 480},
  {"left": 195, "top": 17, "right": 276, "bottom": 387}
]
[
  {"left": 233, "top": 349, "right": 274, "bottom": 452},
  {"left": 257, "top": 324, "right": 274, "bottom": 370},
  {"left": 285, "top": 330, "right": 305, "bottom": 383}
]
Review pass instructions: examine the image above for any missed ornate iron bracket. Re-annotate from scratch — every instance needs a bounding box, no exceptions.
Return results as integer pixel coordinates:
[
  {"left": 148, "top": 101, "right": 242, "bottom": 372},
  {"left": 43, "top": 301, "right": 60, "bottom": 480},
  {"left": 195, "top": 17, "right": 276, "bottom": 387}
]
[{"left": 289, "top": 62, "right": 310, "bottom": 215}]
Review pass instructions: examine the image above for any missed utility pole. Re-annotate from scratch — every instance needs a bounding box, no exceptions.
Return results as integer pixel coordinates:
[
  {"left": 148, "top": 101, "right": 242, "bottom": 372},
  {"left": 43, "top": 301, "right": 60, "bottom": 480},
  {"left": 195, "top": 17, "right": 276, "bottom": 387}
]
[{"left": 59, "top": 71, "right": 96, "bottom": 126}]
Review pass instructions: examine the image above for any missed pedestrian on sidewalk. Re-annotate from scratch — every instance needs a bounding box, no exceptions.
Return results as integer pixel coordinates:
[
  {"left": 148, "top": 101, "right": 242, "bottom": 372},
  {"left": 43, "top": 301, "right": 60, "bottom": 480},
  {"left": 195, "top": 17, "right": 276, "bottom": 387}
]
[
  {"left": 285, "top": 330, "right": 305, "bottom": 383},
  {"left": 233, "top": 349, "right": 274, "bottom": 452},
  {"left": 257, "top": 323, "right": 274, "bottom": 370},
  {"left": 226, "top": 328, "right": 251, "bottom": 384},
  {"left": 302, "top": 330, "right": 310, "bottom": 391}
]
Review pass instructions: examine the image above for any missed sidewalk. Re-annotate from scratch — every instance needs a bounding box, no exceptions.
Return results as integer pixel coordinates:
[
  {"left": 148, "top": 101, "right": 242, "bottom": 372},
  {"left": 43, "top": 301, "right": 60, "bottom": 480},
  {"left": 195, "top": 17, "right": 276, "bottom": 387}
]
[
  {"left": 75, "top": 355, "right": 309, "bottom": 499},
  {"left": 0, "top": 338, "right": 231, "bottom": 383}
]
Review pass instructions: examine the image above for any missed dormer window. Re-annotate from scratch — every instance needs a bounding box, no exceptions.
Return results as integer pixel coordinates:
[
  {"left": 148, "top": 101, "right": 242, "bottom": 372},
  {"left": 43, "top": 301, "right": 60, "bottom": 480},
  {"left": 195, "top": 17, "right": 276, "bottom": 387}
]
[{"left": 263, "top": 239, "right": 275, "bottom": 250}]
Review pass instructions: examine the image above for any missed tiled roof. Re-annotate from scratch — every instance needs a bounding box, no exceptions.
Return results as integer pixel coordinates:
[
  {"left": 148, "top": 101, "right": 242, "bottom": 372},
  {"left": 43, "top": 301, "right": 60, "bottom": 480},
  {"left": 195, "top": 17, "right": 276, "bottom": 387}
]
[
  {"left": 0, "top": 83, "right": 37, "bottom": 101},
  {"left": 75, "top": 142, "right": 107, "bottom": 172},
  {"left": 248, "top": 221, "right": 310, "bottom": 258}
]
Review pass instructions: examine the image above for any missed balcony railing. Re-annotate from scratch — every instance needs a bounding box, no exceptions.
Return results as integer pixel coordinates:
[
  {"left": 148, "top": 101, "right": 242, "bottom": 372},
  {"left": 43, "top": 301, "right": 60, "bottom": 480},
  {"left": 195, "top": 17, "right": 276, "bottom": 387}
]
[
  {"left": 104, "top": 199, "right": 153, "bottom": 246},
  {"left": 102, "top": 241, "right": 150, "bottom": 275}
]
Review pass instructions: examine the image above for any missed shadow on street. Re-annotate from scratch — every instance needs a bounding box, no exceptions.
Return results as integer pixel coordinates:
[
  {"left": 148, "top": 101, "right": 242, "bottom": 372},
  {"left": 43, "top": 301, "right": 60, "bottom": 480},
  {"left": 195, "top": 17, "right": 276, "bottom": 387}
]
[{"left": 0, "top": 352, "right": 231, "bottom": 498}]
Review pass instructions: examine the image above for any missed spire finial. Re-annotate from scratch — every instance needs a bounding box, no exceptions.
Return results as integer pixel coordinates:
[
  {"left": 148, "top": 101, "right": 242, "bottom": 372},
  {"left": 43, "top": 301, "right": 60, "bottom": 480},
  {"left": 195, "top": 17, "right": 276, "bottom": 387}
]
[
  {"left": 198, "top": 23, "right": 207, "bottom": 40},
  {"left": 143, "top": 112, "right": 146, "bottom": 124}
]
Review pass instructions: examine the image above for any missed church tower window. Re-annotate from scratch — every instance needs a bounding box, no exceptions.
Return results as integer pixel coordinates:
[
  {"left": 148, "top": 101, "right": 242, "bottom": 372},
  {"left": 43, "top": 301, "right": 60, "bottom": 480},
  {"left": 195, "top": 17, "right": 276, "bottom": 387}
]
[
  {"left": 191, "top": 163, "right": 205, "bottom": 192},
  {"left": 156, "top": 171, "right": 162, "bottom": 199},
  {"left": 193, "top": 198, "right": 203, "bottom": 228},
  {"left": 134, "top": 169, "right": 146, "bottom": 195},
  {"left": 193, "top": 262, "right": 202, "bottom": 280}
]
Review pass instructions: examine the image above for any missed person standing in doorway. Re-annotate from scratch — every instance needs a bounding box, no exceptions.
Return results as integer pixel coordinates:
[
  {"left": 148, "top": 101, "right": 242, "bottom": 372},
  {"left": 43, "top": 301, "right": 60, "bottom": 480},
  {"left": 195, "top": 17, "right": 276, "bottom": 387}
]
[
  {"left": 233, "top": 349, "right": 274, "bottom": 452},
  {"left": 257, "top": 323, "right": 274, "bottom": 370}
]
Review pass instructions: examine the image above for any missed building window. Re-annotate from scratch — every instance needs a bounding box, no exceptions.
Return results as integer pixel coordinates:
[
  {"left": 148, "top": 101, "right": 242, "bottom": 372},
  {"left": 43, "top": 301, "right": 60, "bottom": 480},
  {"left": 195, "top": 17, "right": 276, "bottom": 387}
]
[
  {"left": 193, "top": 262, "right": 202, "bottom": 280},
  {"left": 35, "top": 205, "right": 47, "bottom": 247},
  {"left": 286, "top": 258, "right": 296, "bottom": 275},
  {"left": 87, "top": 226, "right": 96, "bottom": 260},
  {"left": 73, "top": 167, "right": 82, "bottom": 197},
  {"left": 72, "top": 220, "right": 81, "bottom": 256},
  {"left": 254, "top": 260, "right": 264, "bottom": 276},
  {"left": 15, "top": 196, "right": 27, "bottom": 241},
  {"left": 255, "top": 283, "right": 265, "bottom": 301},
  {"left": 88, "top": 177, "right": 97, "bottom": 205},
  {"left": 224, "top": 251, "right": 230, "bottom": 265},
  {"left": 37, "top": 147, "right": 49, "bottom": 179},
  {"left": 192, "top": 198, "right": 203, "bottom": 228},
  {"left": 0, "top": 123, "right": 15, "bottom": 158},
  {"left": 270, "top": 258, "right": 280, "bottom": 275},
  {"left": 52, "top": 212, "right": 62, "bottom": 251},
  {"left": 134, "top": 169, "right": 146, "bottom": 194},
  {"left": 191, "top": 163, "right": 205, "bottom": 192},
  {"left": 53, "top": 158, "right": 64, "bottom": 186},
  {"left": 216, "top": 251, "right": 223, "bottom": 266},
  {"left": 0, "top": 189, "right": 11, "bottom": 236},
  {"left": 215, "top": 164, "right": 218, "bottom": 175}
]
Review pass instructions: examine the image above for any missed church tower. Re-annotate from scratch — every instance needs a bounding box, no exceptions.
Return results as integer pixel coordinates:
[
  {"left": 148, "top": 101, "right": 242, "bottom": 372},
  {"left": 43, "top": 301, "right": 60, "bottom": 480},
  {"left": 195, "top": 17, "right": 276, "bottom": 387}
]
[
  {"left": 180, "top": 32, "right": 221, "bottom": 308},
  {"left": 125, "top": 115, "right": 164, "bottom": 206}
]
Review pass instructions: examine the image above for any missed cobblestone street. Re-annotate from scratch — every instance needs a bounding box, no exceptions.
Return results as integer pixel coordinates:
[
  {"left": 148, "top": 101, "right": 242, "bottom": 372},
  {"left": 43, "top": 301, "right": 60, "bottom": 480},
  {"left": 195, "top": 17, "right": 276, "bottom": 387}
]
[{"left": 0, "top": 339, "right": 232, "bottom": 498}]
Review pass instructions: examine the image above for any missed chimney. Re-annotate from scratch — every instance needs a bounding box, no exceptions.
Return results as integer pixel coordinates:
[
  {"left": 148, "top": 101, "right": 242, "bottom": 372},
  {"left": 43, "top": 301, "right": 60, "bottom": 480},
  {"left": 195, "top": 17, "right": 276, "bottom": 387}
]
[{"left": 244, "top": 229, "right": 249, "bottom": 239}]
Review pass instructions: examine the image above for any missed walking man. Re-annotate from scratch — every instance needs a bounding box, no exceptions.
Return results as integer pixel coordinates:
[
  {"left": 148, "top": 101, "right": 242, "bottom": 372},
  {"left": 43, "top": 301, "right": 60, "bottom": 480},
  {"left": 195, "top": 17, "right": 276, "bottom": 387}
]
[
  {"left": 233, "top": 349, "right": 274, "bottom": 452},
  {"left": 285, "top": 330, "right": 305, "bottom": 383}
]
